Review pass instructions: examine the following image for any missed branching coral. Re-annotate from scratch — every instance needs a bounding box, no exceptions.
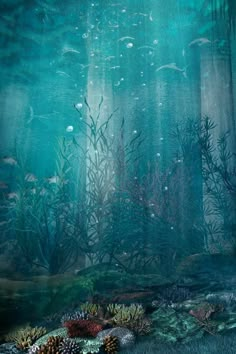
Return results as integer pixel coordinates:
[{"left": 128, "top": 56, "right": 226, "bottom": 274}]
[
  {"left": 128, "top": 318, "right": 152, "bottom": 335},
  {"left": 80, "top": 302, "right": 101, "bottom": 317},
  {"left": 64, "top": 320, "right": 103, "bottom": 338},
  {"left": 5, "top": 325, "right": 47, "bottom": 350},
  {"left": 103, "top": 335, "right": 119, "bottom": 354},
  {"left": 106, "top": 304, "right": 149, "bottom": 333},
  {"left": 36, "top": 336, "right": 63, "bottom": 353},
  {"left": 106, "top": 304, "right": 124, "bottom": 317},
  {"left": 61, "top": 310, "right": 89, "bottom": 325},
  {"left": 112, "top": 304, "right": 145, "bottom": 327}
]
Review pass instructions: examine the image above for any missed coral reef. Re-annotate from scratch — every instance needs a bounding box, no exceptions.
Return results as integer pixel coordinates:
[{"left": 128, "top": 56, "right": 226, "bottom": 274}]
[
  {"left": 59, "top": 338, "right": 81, "bottom": 353},
  {"left": 97, "top": 327, "right": 135, "bottom": 349},
  {"left": 80, "top": 303, "right": 101, "bottom": 317},
  {"left": 34, "top": 328, "right": 67, "bottom": 346},
  {"left": 61, "top": 310, "right": 89, "bottom": 325},
  {"left": 5, "top": 325, "right": 47, "bottom": 350},
  {"left": 128, "top": 318, "right": 152, "bottom": 335},
  {"left": 153, "top": 285, "right": 192, "bottom": 307},
  {"left": 36, "top": 336, "right": 63, "bottom": 353},
  {"left": 64, "top": 320, "right": 103, "bottom": 338},
  {"left": 111, "top": 304, "right": 145, "bottom": 327},
  {"left": 103, "top": 335, "right": 119, "bottom": 354}
]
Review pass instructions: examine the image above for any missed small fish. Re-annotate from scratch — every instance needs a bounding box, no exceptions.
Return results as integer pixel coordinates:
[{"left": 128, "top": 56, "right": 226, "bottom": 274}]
[
  {"left": 118, "top": 36, "right": 135, "bottom": 42},
  {"left": 188, "top": 37, "right": 211, "bottom": 47},
  {"left": 56, "top": 70, "right": 72, "bottom": 78},
  {"left": 105, "top": 56, "right": 116, "bottom": 61},
  {"left": 110, "top": 66, "right": 120, "bottom": 70},
  {"left": 1, "top": 156, "right": 17, "bottom": 165},
  {"left": 156, "top": 63, "right": 187, "bottom": 78},
  {"left": 62, "top": 47, "right": 80, "bottom": 55},
  {"left": 0, "top": 220, "right": 10, "bottom": 227},
  {"left": 7, "top": 192, "right": 19, "bottom": 200},
  {"left": 0, "top": 181, "right": 8, "bottom": 189},
  {"left": 25, "top": 173, "right": 38, "bottom": 182},
  {"left": 46, "top": 176, "right": 60, "bottom": 184},
  {"left": 138, "top": 45, "right": 155, "bottom": 50}
]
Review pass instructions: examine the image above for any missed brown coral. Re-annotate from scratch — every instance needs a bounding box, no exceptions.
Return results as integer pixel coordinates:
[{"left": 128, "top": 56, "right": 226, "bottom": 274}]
[
  {"left": 5, "top": 325, "right": 47, "bottom": 350},
  {"left": 103, "top": 335, "right": 119, "bottom": 354},
  {"left": 37, "top": 336, "right": 64, "bottom": 354}
]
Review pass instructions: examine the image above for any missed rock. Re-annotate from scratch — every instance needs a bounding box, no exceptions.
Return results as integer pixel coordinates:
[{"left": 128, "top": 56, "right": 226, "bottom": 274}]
[
  {"left": 97, "top": 327, "right": 135, "bottom": 348},
  {"left": 151, "top": 308, "right": 204, "bottom": 343},
  {"left": 0, "top": 343, "right": 21, "bottom": 354},
  {"left": 177, "top": 253, "right": 236, "bottom": 289}
]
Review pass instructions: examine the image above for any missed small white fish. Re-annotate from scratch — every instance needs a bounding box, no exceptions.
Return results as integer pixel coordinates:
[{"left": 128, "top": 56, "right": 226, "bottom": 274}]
[
  {"left": 66, "top": 125, "right": 74, "bottom": 132},
  {"left": 110, "top": 66, "right": 120, "bottom": 70},
  {"left": 188, "top": 37, "right": 211, "bottom": 47},
  {"left": 1, "top": 156, "right": 17, "bottom": 165},
  {"left": 156, "top": 63, "right": 187, "bottom": 78},
  {"left": 7, "top": 192, "right": 19, "bottom": 200},
  {"left": 105, "top": 56, "right": 116, "bottom": 61},
  {"left": 47, "top": 176, "right": 60, "bottom": 184},
  {"left": 149, "top": 11, "right": 153, "bottom": 21},
  {"left": 138, "top": 45, "right": 155, "bottom": 50},
  {"left": 56, "top": 70, "right": 71, "bottom": 78},
  {"left": 62, "top": 47, "right": 80, "bottom": 55},
  {"left": 25, "top": 173, "right": 37, "bottom": 182},
  {"left": 118, "top": 36, "right": 135, "bottom": 42}
]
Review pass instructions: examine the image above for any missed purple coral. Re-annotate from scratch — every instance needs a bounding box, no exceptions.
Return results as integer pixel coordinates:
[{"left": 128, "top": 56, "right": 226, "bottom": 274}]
[
  {"left": 61, "top": 310, "right": 89, "bottom": 325},
  {"left": 59, "top": 338, "right": 81, "bottom": 353}
]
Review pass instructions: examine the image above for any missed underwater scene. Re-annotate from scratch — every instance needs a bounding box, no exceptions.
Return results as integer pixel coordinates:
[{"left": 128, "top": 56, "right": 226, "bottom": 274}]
[{"left": 0, "top": 0, "right": 236, "bottom": 353}]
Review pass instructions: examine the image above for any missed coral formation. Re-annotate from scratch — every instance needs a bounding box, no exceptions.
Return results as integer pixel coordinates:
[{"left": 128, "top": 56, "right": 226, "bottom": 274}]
[
  {"left": 154, "top": 285, "right": 192, "bottom": 306},
  {"left": 97, "top": 327, "right": 135, "bottom": 349},
  {"left": 61, "top": 310, "right": 89, "bottom": 325},
  {"left": 80, "top": 303, "right": 101, "bottom": 317},
  {"left": 5, "top": 325, "right": 47, "bottom": 350},
  {"left": 106, "top": 304, "right": 124, "bottom": 317},
  {"left": 34, "top": 328, "right": 67, "bottom": 347},
  {"left": 128, "top": 318, "right": 152, "bottom": 335},
  {"left": 59, "top": 338, "right": 81, "bottom": 353},
  {"left": 64, "top": 320, "right": 103, "bottom": 338},
  {"left": 103, "top": 335, "right": 119, "bottom": 354},
  {"left": 36, "top": 336, "right": 63, "bottom": 353},
  {"left": 111, "top": 304, "right": 145, "bottom": 328}
]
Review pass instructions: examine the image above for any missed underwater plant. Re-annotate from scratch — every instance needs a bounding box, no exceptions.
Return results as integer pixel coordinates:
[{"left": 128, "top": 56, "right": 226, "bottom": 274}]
[
  {"left": 172, "top": 117, "right": 236, "bottom": 253},
  {"left": 11, "top": 138, "right": 81, "bottom": 275},
  {"left": 5, "top": 325, "right": 47, "bottom": 350}
]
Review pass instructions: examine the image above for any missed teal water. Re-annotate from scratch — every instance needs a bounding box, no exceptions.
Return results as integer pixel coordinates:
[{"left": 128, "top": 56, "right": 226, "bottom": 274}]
[{"left": 0, "top": 1, "right": 236, "bottom": 353}]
